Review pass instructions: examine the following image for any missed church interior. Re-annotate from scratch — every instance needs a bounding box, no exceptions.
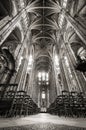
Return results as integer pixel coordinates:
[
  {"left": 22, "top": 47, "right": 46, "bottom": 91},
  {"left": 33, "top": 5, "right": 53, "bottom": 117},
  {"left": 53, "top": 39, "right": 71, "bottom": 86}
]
[{"left": 0, "top": 0, "right": 86, "bottom": 129}]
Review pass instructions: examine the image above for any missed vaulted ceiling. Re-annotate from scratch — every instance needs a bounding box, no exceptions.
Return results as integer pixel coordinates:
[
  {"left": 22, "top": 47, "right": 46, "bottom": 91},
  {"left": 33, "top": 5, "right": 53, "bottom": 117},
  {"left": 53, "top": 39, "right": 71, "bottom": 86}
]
[
  {"left": 26, "top": 0, "right": 61, "bottom": 72},
  {"left": 27, "top": 0, "right": 60, "bottom": 47}
]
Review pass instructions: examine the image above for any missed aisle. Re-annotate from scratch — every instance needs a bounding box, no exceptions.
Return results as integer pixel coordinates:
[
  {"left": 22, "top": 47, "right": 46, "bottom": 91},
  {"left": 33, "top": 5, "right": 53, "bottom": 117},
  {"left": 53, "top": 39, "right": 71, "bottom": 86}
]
[{"left": 0, "top": 113, "right": 86, "bottom": 129}]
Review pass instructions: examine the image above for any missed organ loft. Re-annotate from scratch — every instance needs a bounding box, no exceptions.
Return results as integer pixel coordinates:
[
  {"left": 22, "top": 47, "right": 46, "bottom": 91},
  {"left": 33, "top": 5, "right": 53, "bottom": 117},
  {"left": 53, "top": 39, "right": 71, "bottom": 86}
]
[{"left": 0, "top": 0, "right": 86, "bottom": 129}]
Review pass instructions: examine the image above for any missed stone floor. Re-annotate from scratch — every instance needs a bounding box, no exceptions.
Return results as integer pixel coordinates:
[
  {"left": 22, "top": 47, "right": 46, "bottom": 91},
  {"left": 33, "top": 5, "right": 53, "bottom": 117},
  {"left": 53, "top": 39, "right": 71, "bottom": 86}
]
[
  {"left": 0, "top": 113, "right": 86, "bottom": 130},
  {"left": 0, "top": 124, "right": 86, "bottom": 130}
]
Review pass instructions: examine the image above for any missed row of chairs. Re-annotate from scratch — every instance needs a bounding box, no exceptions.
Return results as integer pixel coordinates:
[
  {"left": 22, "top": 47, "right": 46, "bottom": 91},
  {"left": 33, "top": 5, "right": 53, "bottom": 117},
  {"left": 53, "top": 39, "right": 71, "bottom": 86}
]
[
  {"left": 0, "top": 84, "right": 17, "bottom": 117},
  {"left": 47, "top": 91, "right": 86, "bottom": 117},
  {"left": 0, "top": 84, "right": 40, "bottom": 117},
  {"left": 10, "top": 90, "right": 39, "bottom": 117}
]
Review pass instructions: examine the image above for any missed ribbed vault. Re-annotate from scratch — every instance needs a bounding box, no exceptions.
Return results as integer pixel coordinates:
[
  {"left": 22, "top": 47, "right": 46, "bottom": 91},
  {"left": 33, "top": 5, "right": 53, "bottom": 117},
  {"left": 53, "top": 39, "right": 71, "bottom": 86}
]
[{"left": 27, "top": 0, "right": 61, "bottom": 71}]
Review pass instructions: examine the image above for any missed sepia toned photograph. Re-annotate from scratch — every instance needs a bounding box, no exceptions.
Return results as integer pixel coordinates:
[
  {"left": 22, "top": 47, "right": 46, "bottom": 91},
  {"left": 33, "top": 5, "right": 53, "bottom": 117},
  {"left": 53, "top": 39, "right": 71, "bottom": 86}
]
[{"left": 0, "top": 0, "right": 86, "bottom": 129}]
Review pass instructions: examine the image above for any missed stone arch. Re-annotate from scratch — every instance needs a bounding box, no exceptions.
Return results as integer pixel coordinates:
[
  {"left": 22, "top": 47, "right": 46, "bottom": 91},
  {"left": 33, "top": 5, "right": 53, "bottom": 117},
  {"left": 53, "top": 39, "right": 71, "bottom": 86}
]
[
  {"left": 35, "top": 50, "right": 51, "bottom": 60},
  {"left": 0, "top": 27, "right": 22, "bottom": 83},
  {"left": 1, "top": 27, "right": 22, "bottom": 57},
  {"left": 35, "top": 54, "right": 52, "bottom": 72}
]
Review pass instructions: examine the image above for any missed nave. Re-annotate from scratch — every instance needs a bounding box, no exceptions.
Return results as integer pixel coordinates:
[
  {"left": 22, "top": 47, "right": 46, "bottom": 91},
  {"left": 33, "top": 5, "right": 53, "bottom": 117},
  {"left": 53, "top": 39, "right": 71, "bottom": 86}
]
[
  {"left": 0, "top": 113, "right": 86, "bottom": 130},
  {"left": 0, "top": 0, "right": 86, "bottom": 129}
]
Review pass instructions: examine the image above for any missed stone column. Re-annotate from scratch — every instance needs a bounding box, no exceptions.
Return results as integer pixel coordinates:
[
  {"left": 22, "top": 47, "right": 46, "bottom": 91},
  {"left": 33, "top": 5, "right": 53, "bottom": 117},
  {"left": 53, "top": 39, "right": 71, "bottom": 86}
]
[
  {"left": 19, "top": 58, "right": 28, "bottom": 90},
  {"left": 65, "top": 44, "right": 83, "bottom": 92},
  {"left": 59, "top": 58, "right": 69, "bottom": 91},
  {"left": 65, "top": 43, "right": 86, "bottom": 92},
  {"left": 53, "top": 61, "right": 61, "bottom": 95},
  {"left": 14, "top": 58, "right": 25, "bottom": 90},
  {"left": 64, "top": 11, "right": 86, "bottom": 47},
  {"left": 49, "top": 68, "right": 57, "bottom": 104}
]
